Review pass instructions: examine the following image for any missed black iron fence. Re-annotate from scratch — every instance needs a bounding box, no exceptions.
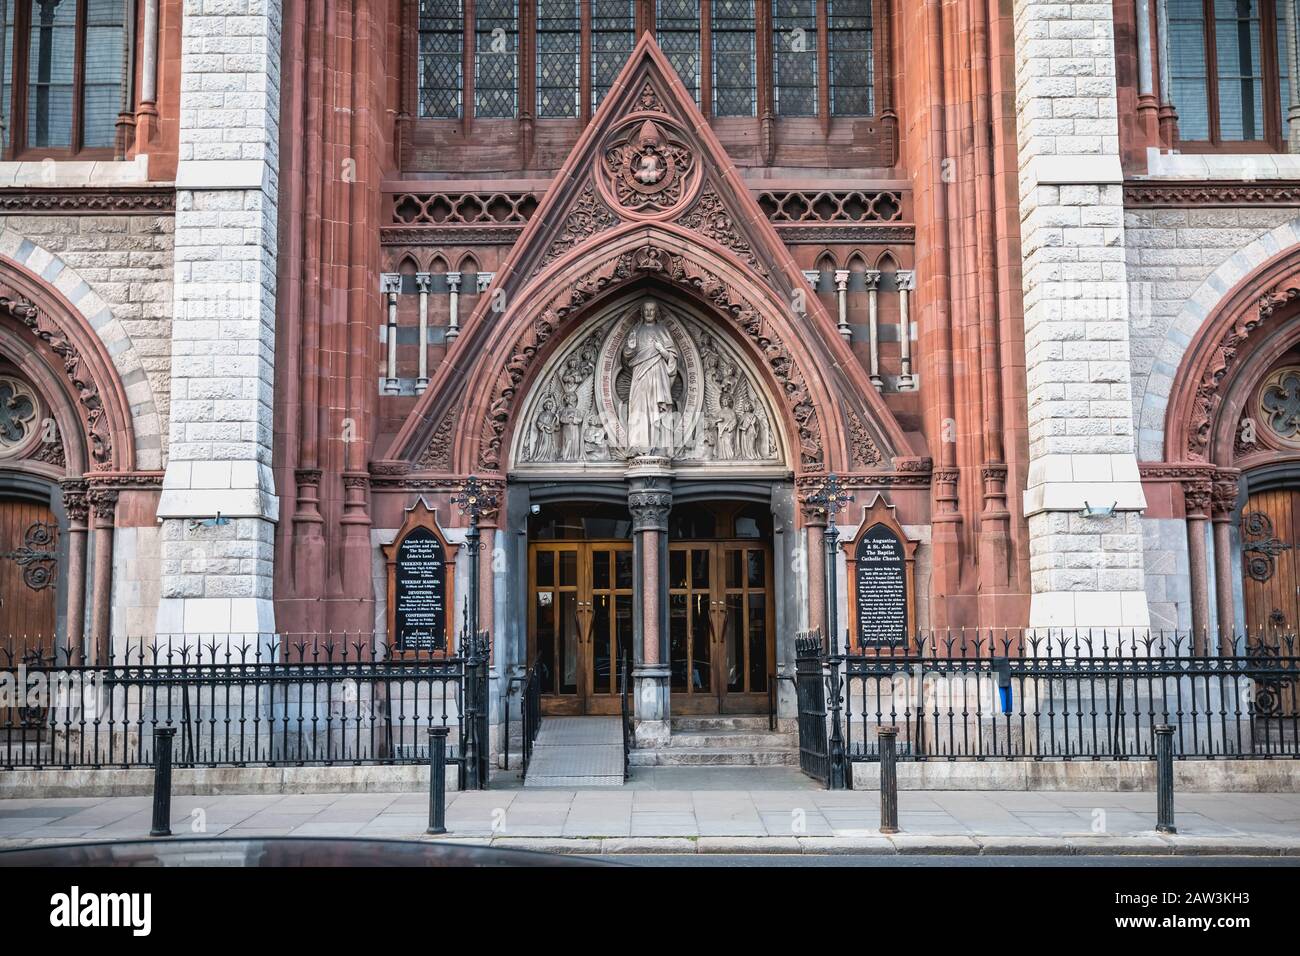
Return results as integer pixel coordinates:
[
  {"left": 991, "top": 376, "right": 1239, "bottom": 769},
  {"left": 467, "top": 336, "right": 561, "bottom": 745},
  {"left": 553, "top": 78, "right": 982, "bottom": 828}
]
[
  {"left": 619, "top": 651, "right": 632, "bottom": 780},
  {"left": 506, "top": 659, "right": 543, "bottom": 777},
  {"left": 795, "top": 631, "right": 831, "bottom": 784},
  {"left": 0, "top": 634, "right": 485, "bottom": 781},
  {"left": 833, "top": 630, "right": 1300, "bottom": 762}
]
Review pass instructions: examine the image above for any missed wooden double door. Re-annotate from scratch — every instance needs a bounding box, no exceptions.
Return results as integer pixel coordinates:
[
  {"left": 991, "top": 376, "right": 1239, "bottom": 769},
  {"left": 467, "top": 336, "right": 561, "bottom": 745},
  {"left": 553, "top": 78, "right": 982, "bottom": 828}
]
[{"left": 527, "top": 538, "right": 775, "bottom": 716}]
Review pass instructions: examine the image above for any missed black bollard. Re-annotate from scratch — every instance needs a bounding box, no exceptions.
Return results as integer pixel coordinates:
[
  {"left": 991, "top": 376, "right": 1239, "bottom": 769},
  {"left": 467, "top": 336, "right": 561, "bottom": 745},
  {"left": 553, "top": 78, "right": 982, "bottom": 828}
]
[
  {"left": 149, "top": 726, "right": 178, "bottom": 837},
  {"left": 428, "top": 726, "right": 450, "bottom": 836},
  {"left": 1155, "top": 724, "right": 1176, "bottom": 834},
  {"left": 878, "top": 726, "right": 899, "bottom": 834}
]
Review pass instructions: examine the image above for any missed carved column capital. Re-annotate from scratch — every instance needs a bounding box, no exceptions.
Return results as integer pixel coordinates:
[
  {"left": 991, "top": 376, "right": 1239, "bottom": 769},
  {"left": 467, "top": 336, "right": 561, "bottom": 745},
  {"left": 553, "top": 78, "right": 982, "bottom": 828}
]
[
  {"left": 1211, "top": 472, "right": 1241, "bottom": 521},
  {"left": 415, "top": 272, "right": 433, "bottom": 294},
  {"left": 446, "top": 271, "right": 462, "bottom": 290},
  {"left": 1184, "top": 480, "right": 1213, "bottom": 519},
  {"left": 628, "top": 476, "right": 672, "bottom": 532},
  {"left": 895, "top": 270, "right": 915, "bottom": 291},
  {"left": 60, "top": 478, "right": 89, "bottom": 525},
  {"left": 863, "top": 270, "right": 882, "bottom": 291},
  {"left": 833, "top": 268, "right": 850, "bottom": 292},
  {"left": 380, "top": 273, "right": 402, "bottom": 296},
  {"left": 88, "top": 487, "right": 119, "bottom": 525}
]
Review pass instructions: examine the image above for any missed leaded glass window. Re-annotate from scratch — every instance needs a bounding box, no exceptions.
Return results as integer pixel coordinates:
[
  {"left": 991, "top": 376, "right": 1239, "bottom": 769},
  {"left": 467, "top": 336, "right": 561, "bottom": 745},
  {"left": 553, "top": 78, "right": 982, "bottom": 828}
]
[
  {"left": 537, "top": 0, "right": 579, "bottom": 118},
  {"left": 656, "top": 0, "right": 701, "bottom": 104},
  {"left": 829, "top": 0, "right": 872, "bottom": 116},
  {"left": 592, "top": 0, "right": 635, "bottom": 107},
  {"left": 1170, "top": 0, "right": 1211, "bottom": 138},
  {"left": 475, "top": 0, "right": 518, "bottom": 118},
  {"left": 26, "top": 0, "right": 76, "bottom": 148},
  {"left": 773, "top": 0, "right": 817, "bottom": 116},
  {"left": 713, "top": 0, "right": 756, "bottom": 116},
  {"left": 418, "top": 0, "right": 462, "bottom": 118}
]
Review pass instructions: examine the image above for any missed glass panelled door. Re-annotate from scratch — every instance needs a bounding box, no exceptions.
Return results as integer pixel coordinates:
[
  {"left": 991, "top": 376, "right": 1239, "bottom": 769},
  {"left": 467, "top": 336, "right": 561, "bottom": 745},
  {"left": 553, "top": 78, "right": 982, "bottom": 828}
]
[
  {"left": 529, "top": 542, "right": 633, "bottom": 715},
  {"left": 669, "top": 541, "right": 773, "bottom": 714}
]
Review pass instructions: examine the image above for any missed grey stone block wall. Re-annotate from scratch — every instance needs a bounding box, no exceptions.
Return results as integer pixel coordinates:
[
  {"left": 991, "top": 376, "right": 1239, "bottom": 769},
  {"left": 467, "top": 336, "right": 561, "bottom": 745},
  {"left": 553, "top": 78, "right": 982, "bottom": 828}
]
[{"left": 1140, "top": 516, "right": 1192, "bottom": 632}]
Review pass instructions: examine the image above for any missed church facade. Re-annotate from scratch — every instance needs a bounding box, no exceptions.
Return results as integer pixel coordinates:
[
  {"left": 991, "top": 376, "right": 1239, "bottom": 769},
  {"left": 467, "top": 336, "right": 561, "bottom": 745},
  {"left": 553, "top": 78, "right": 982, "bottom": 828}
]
[{"left": 1, "top": 1, "right": 1299, "bottom": 742}]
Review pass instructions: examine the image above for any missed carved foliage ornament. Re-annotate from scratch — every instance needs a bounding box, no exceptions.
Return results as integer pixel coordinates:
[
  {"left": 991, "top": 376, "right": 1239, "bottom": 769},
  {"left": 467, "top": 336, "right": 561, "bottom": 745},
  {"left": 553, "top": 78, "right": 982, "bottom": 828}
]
[
  {"left": 476, "top": 244, "right": 825, "bottom": 471},
  {"left": 535, "top": 185, "right": 619, "bottom": 274},
  {"left": 677, "top": 186, "right": 766, "bottom": 276},
  {"left": 0, "top": 293, "right": 113, "bottom": 469}
]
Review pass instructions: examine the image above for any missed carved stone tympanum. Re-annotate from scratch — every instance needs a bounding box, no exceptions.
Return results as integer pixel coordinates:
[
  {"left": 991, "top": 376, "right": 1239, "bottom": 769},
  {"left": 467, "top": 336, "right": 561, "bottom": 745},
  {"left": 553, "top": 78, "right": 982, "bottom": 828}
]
[{"left": 515, "top": 297, "right": 781, "bottom": 470}]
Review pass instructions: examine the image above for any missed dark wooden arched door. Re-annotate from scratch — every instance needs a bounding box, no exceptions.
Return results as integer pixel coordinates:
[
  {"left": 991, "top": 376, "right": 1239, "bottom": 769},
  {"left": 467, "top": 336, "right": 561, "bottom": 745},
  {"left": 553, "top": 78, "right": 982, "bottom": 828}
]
[
  {"left": 0, "top": 496, "right": 58, "bottom": 653},
  {"left": 1241, "top": 489, "right": 1300, "bottom": 637}
]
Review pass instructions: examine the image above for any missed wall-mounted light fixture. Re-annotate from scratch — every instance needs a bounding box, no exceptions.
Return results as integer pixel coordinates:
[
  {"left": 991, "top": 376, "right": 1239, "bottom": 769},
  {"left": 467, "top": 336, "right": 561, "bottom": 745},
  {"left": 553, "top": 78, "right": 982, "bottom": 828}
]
[{"left": 1079, "top": 501, "right": 1118, "bottom": 519}]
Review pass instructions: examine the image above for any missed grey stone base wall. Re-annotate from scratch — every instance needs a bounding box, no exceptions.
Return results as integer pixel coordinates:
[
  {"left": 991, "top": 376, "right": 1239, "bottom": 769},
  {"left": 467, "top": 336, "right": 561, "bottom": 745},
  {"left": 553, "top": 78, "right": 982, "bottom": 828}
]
[
  {"left": 0, "top": 764, "right": 460, "bottom": 799},
  {"left": 851, "top": 758, "right": 1300, "bottom": 792}
]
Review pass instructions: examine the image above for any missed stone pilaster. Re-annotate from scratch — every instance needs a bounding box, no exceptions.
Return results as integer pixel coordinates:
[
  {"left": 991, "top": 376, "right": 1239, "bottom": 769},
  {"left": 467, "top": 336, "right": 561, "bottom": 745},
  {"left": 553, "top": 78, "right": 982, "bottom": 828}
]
[
  {"left": 156, "top": 0, "right": 282, "bottom": 639},
  {"left": 627, "top": 461, "right": 672, "bottom": 745},
  {"left": 1014, "top": 0, "right": 1148, "bottom": 629}
]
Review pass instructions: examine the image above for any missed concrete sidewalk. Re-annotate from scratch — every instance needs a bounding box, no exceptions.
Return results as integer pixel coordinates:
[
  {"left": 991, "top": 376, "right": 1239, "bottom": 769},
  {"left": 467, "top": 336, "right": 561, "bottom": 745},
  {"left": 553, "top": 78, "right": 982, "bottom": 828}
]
[{"left": 2, "top": 771, "right": 1299, "bottom": 856}]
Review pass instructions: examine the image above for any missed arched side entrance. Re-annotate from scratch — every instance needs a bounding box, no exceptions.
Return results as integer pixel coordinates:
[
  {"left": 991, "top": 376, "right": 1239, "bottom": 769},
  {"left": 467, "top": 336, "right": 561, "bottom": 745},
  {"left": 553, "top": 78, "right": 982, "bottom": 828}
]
[
  {"left": 1162, "top": 246, "right": 1300, "bottom": 646},
  {"left": 0, "top": 262, "right": 137, "bottom": 666}
]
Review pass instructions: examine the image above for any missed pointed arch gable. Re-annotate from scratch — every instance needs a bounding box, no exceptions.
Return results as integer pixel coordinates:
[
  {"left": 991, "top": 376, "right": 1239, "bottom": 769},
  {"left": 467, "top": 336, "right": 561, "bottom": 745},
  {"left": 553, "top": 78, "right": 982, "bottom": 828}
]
[{"left": 383, "top": 34, "right": 909, "bottom": 477}]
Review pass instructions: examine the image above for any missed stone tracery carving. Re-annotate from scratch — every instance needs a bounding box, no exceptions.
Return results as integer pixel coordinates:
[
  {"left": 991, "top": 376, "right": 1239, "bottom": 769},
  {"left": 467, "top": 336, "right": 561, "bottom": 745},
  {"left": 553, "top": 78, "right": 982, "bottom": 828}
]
[
  {"left": 0, "top": 375, "right": 38, "bottom": 456},
  {"left": 1259, "top": 365, "right": 1300, "bottom": 445},
  {"left": 601, "top": 118, "right": 696, "bottom": 213},
  {"left": 516, "top": 298, "right": 781, "bottom": 468}
]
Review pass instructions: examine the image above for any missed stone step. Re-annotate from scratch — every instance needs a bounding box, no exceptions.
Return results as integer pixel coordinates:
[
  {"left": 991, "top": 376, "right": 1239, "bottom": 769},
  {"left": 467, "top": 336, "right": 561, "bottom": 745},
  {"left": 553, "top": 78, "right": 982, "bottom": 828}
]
[
  {"left": 629, "top": 748, "right": 797, "bottom": 768},
  {"left": 666, "top": 731, "right": 795, "bottom": 749},
  {"left": 670, "top": 716, "right": 776, "bottom": 733}
]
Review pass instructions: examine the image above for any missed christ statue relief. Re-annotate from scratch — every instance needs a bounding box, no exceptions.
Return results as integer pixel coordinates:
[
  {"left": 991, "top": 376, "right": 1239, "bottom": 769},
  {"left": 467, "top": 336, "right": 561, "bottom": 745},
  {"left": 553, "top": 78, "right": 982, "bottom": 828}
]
[{"left": 621, "top": 300, "right": 679, "bottom": 455}]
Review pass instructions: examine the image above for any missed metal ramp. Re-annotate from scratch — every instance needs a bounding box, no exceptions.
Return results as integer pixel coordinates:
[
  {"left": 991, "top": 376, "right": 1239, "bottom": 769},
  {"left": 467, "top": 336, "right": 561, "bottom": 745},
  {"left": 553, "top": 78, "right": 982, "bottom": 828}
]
[{"left": 523, "top": 717, "right": 625, "bottom": 788}]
